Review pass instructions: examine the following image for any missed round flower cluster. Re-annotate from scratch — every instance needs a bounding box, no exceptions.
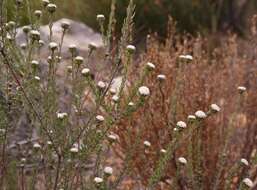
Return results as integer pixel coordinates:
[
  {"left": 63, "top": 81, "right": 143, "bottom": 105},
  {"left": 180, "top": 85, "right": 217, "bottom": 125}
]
[
  {"left": 195, "top": 110, "right": 207, "bottom": 119},
  {"left": 96, "top": 115, "right": 105, "bottom": 122},
  {"left": 138, "top": 86, "right": 150, "bottom": 96},
  {"left": 176, "top": 121, "right": 187, "bottom": 129},
  {"left": 178, "top": 157, "right": 187, "bottom": 165}
]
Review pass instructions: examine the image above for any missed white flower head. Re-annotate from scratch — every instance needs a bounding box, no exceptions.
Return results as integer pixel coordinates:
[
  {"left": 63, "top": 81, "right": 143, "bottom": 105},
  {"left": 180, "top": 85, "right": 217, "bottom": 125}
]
[
  {"left": 47, "top": 3, "right": 57, "bottom": 13},
  {"left": 0, "top": 129, "right": 6, "bottom": 134},
  {"left": 126, "top": 45, "right": 136, "bottom": 53},
  {"left": 42, "top": 0, "right": 50, "bottom": 7},
  {"left": 70, "top": 147, "right": 79, "bottom": 153},
  {"left": 61, "top": 20, "right": 70, "bottom": 30},
  {"left": 179, "top": 55, "right": 193, "bottom": 61},
  {"left": 67, "top": 66, "right": 73, "bottom": 72},
  {"left": 96, "top": 14, "right": 105, "bottom": 22},
  {"left": 39, "top": 40, "right": 45, "bottom": 47},
  {"left": 88, "top": 42, "right": 97, "bottom": 50},
  {"left": 157, "top": 74, "right": 166, "bottom": 81},
  {"left": 144, "top": 141, "right": 151, "bottom": 147},
  {"left": 57, "top": 112, "right": 68, "bottom": 119},
  {"left": 30, "top": 30, "right": 40, "bottom": 40},
  {"left": 22, "top": 25, "right": 31, "bottom": 33},
  {"left": 108, "top": 134, "right": 118, "bottom": 142},
  {"left": 242, "top": 178, "right": 253, "bottom": 188},
  {"left": 138, "top": 86, "right": 150, "bottom": 96},
  {"left": 240, "top": 158, "right": 249, "bottom": 166},
  {"left": 173, "top": 127, "right": 178, "bottom": 132},
  {"left": 238, "top": 86, "right": 247, "bottom": 94},
  {"left": 176, "top": 121, "right": 187, "bottom": 129},
  {"left": 146, "top": 62, "right": 156, "bottom": 70},
  {"left": 96, "top": 115, "right": 105, "bottom": 122},
  {"left": 34, "top": 10, "right": 42, "bottom": 18},
  {"left": 160, "top": 149, "right": 167, "bottom": 154},
  {"left": 188, "top": 115, "right": 196, "bottom": 120},
  {"left": 112, "top": 95, "right": 119, "bottom": 103},
  {"left": 178, "top": 157, "right": 187, "bottom": 165},
  {"left": 104, "top": 166, "right": 113, "bottom": 175},
  {"left": 195, "top": 110, "right": 207, "bottom": 119},
  {"left": 97, "top": 81, "right": 106, "bottom": 90},
  {"left": 47, "top": 141, "right": 52, "bottom": 146},
  {"left": 94, "top": 177, "right": 103, "bottom": 184},
  {"left": 75, "top": 56, "right": 84, "bottom": 65},
  {"left": 20, "top": 43, "right": 27, "bottom": 49},
  {"left": 21, "top": 158, "right": 26, "bottom": 163},
  {"left": 69, "top": 44, "right": 77, "bottom": 52},
  {"left": 34, "top": 76, "right": 40, "bottom": 81},
  {"left": 109, "top": 88, "right": 116, "bottom": 94},
  {"left": 210, "top": 104, "right": 221, "bottom": 113},
  {"left": 128, "top": 102, "right": 134, "bottom": 106},
  {"left": 31, "top": 60, "right": 39, "bottom": 67},
  {"left": 81, "top": 68, "right": 90, "bottom": 76},
  {"left": 49, "top": 42, "right": 58, "bottom": 51},
  {"left": 33, "top": 143, "right": 41, "bottom": 149}
]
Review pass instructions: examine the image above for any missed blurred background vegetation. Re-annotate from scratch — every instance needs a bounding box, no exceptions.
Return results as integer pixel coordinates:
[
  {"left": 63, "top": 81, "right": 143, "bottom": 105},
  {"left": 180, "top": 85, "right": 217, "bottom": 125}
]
[{"left": 5, "top": 0, "right": 257, "bottom": 37}]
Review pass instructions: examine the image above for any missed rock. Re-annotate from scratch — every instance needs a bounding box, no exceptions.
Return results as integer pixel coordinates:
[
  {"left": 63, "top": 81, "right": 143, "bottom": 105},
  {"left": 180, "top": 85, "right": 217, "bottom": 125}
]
[{"left": 16, "top": 18, "right": 103, "bottom": 55}]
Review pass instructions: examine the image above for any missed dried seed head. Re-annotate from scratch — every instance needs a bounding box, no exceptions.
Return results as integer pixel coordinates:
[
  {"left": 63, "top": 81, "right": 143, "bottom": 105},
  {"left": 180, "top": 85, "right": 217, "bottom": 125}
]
[{"left": 138, "top": 86, "right": 150, "bottom": 96}]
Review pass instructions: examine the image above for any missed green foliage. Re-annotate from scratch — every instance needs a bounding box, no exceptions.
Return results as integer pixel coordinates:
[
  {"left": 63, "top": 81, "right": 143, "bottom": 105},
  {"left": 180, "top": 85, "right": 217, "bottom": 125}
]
[{"left": 6, "top": 0, "right": 257, "bottom": 36}]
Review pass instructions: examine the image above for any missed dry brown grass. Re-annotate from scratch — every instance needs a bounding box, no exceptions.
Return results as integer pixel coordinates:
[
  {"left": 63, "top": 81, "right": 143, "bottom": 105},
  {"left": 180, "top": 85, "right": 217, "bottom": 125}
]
[{"left": 113, "top": 18, "right": 257, "bottom": 189}]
